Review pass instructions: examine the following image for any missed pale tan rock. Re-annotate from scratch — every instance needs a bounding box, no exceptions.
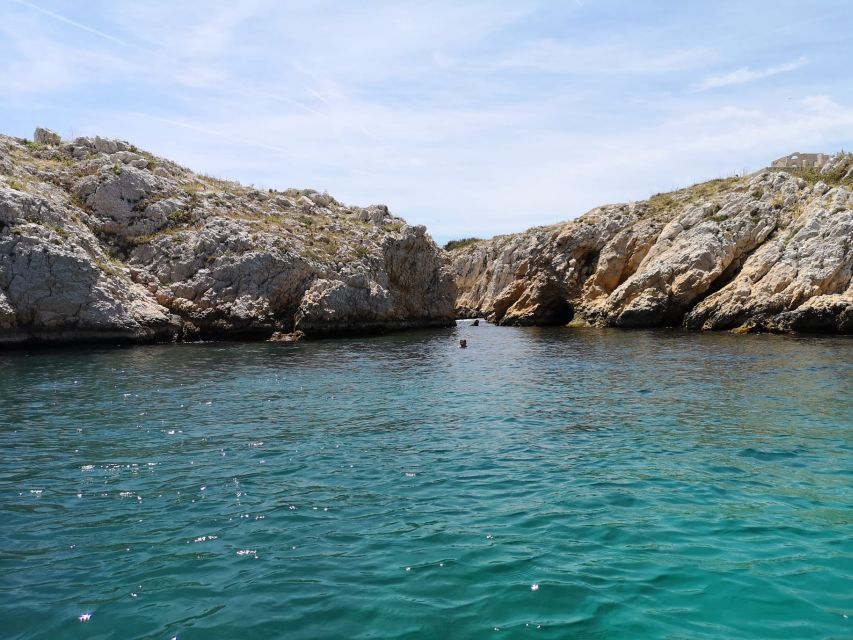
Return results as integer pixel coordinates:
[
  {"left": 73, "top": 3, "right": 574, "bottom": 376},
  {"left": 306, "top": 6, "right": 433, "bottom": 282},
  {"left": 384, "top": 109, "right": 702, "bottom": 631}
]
[
  {"left": 453, "top": 154, "right": 853, "bottom": 334},
  {"left": 685, "top": 194, "right": 853, "bottom": 332}
]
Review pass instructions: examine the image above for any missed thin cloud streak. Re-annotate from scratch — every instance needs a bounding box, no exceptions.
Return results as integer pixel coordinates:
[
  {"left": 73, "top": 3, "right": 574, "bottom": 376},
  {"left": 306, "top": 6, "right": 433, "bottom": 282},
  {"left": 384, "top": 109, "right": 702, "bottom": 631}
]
[
  {"left": 130, "top": 112, "right": 303, "bottom": 159},
  {"left": 11, "top": 0, "right": 137, "bottom": 49},
  {"left": 697, "top": 57, "right": 809, "bottom": 91},
  {"left": 494, "top": 39, "right": 708, "bottom": 75}
]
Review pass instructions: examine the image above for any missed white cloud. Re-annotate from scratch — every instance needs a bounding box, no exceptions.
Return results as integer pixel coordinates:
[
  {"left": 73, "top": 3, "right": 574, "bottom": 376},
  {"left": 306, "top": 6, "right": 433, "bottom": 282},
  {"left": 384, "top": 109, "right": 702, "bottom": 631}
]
[
  {"left": 2, "top": 2, "right": 851, "bottom": 243},
  {"left": 697, "top": 57, "right": 808, "bottom": 91}
]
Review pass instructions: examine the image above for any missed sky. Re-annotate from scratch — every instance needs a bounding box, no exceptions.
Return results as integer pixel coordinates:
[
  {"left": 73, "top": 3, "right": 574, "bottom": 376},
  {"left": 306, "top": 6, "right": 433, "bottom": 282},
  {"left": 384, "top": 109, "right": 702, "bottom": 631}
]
[{"left": 2, "top": 1, "right": 852, "bottom": 245}]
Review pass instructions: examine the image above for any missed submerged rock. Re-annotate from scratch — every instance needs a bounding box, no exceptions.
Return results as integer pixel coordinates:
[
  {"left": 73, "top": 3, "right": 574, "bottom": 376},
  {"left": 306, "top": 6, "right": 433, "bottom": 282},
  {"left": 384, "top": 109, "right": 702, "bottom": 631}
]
[
  {"left": 0, "top": 128, "right": 456, "bottom": 345},
  {"left": 452, "top": 154, "right": 853, "bottom": 334}
]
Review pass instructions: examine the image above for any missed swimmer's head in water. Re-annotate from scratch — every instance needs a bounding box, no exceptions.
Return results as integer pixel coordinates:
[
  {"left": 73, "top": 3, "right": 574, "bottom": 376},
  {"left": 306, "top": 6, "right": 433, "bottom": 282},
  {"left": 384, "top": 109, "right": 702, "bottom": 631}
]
[{"left": 459, "top": 339, "right": 467, "bottom": 348}]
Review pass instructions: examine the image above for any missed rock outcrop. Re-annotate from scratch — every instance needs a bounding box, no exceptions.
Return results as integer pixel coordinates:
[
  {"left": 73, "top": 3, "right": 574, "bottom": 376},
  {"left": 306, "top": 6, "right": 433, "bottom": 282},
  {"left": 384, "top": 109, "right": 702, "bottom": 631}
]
[
  {"left": 452, "top": 154, "right": 853, "bottom": 334},
  {"left": 0, "top": 130, "right": 455, "bottom": 345}
]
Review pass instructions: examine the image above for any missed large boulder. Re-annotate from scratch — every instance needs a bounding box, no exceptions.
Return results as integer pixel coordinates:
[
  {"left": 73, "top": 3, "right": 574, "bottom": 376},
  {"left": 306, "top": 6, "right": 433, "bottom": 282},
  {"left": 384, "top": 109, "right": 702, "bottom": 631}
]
[
  {"left": 33, "top": 127, "right": 61, "bottom": 145},
  {"left": 74, "top": 165, "right": 170, "bottom": 239}
]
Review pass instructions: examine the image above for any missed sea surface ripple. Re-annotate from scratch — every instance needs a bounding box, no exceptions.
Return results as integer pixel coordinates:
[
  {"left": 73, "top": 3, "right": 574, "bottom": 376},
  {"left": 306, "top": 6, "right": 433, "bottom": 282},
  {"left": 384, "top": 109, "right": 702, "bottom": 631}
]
[{"left": 0, "top": 324, "right": 851, "bottom": 639}]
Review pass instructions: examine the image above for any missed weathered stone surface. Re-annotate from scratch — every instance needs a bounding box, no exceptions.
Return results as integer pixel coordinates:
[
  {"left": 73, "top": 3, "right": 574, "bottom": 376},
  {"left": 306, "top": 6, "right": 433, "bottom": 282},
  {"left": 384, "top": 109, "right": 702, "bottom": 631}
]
[
  {"left": 684, "top": 192, "right": 853, "bottom": 333},
  {"left": 293, "top": 224, "right": 456, "bottom": 334},
  {"left": 33, "top": 127, "right": 61, "bottom": 145},
  {"left": 93, "top": 136, "right": 118, "bottom": 154},
  {"left": 0, "top": 289, "right": 16, "bottom": 328},
  {"left": 0, "top": 131, "right": 455, "bottom": 345},
  {"left": 452, "top": 154, "right": 853, "bottom": 334},
  {"left": 76, "top": 166, "right": 169, "bottom": 239},
  {"left": 0, "top": 187, "right": 178, "bottom": 343}
]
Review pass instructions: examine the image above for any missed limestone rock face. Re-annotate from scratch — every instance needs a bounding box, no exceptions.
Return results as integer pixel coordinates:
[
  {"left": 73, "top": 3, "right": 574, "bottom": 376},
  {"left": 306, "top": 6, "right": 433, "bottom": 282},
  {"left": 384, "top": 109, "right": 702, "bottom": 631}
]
[
  {"left": 683, "top": 195, "right": 853, "bottom": 333},
  {"left": 294, "top": 225, "right": 455, "bottom": 334},
  {"left": 0, "top": 187, "right": 177, "bottom": 343},
  {"left": 34, "top": 128, "right": 61, "bottom": 146},
  {"left": 0, "top": 130, "right": 455, "bottom": 344},
  {"left": 76, "top": 165, "right": 170, "bottom": 239},
  {"left": 452, "top": 154, "right": 853, "bottom": 334}
]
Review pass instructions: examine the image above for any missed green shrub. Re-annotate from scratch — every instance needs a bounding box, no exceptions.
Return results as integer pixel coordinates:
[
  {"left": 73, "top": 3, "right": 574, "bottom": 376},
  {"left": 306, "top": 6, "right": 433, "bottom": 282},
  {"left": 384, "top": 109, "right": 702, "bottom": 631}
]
[
  {"left": 95, "top": 258, "right": 124, "bottom": 277},
  {"left": 169, "top": 209, "right": 192, "bottom": 224},
  {"left": 789, "top": 164, "right": 852, "bottom": 187},
  {"left": 443, "top": 237, "right": 482, "bottom": 251},
  {"left": 49, "top": 224, "right": 70, "bottom": 239}
]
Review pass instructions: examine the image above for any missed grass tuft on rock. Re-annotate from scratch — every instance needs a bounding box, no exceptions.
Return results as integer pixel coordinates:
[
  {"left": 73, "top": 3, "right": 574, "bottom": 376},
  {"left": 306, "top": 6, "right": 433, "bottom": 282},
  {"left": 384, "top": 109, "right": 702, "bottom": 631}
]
[{"left": 444, "top": 238, "right": 482, "bottom": 251}]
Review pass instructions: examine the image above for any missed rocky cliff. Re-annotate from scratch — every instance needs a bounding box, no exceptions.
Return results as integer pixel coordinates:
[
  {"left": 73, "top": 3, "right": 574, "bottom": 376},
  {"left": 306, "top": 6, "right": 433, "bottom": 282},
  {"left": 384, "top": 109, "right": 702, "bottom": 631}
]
[
  {"left": 0, "top": 129, "right": 455, "bottom": 345},
  {"left": 453, "top": 154, "right": 853, "bottom": 333}
]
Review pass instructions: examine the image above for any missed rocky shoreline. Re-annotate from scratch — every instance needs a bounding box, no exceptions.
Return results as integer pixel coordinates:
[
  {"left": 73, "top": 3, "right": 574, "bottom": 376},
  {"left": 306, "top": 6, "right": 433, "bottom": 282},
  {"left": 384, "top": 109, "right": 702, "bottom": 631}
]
[
  {"left": 1, "top": 128, "right": 851, "bottom": 346},
  {"left": 452, "top": 154, "right": 852, "bottom": 334},
  {"left": 0, "top": 129, "right": 455, "bottom": 346}
]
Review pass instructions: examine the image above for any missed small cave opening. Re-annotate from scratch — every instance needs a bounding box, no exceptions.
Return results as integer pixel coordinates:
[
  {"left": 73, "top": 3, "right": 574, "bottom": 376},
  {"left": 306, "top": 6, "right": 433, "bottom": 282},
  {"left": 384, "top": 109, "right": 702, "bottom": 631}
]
[
  {"left": 546, "top": 298, "right": 574, "bottom": 325},
  {"left": 535, "top": 281, "right": 575, "bottom": 325}
]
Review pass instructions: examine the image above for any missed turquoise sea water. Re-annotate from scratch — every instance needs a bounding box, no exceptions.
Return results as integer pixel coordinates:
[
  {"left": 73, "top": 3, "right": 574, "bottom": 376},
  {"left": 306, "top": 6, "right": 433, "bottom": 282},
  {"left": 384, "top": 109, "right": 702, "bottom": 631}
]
[{"left": 0, "top": 324, "right": 851, "bottom": 639}]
